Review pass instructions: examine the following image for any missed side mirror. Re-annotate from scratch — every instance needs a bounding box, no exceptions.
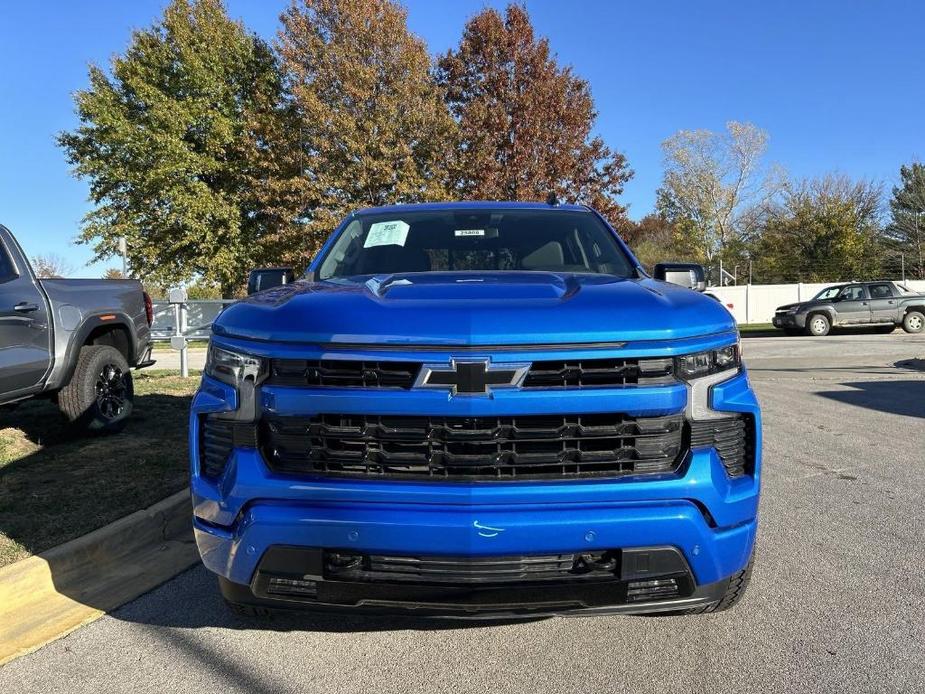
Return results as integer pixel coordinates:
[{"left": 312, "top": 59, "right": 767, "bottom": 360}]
[
  {"left": 247, "top": 267, "right": 295, "bottom": 295},
  {"left": 653, "top": 262, "right": 707, "bottom": 292}
]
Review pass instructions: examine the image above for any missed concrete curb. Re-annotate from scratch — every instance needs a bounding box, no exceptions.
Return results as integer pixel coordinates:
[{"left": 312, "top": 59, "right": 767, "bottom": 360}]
[{"left": 0, "top": 489, "right": 198, "bottom": 666}]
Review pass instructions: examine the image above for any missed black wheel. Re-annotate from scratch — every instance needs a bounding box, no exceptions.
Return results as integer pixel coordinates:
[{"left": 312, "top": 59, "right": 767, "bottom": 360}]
[
  {"left": 58, "top": 345, "right": 134, "bottom": 434},
  {"left": 902, "top": 310, "right": 924, "bottom": 334},
  {"left": 806, "top": 313, "right": 831, "bottom": 336},
  {"left": 688, "top": 554, "right": 754, "bottom": 614}
]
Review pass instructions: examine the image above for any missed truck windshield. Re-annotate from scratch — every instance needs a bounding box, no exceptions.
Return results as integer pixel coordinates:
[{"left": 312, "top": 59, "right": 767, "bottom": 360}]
[
  {"left": 812, "top": 286, "right": 843, "bottom": 301},
  {"left": 316, "top": 208, "right": 636, "bottom": 280}
]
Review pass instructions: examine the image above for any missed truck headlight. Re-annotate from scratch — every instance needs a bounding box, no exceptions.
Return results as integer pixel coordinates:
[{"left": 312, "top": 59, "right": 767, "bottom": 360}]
[
  {"left": 677, "top": 344, "right": 741, "bottom": 421},
  {"left": 675, "top": 345, "right": 739, "bottom": 382},
  {"left": 205, "top": 344, "right": 266, "bottom": 387}
]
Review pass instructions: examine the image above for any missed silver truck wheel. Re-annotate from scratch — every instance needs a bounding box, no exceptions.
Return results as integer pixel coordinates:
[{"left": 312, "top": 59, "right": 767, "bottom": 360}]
[
  {"left": 807, "top": 314, "right": 830, "bottom": 336},
  {"left": 903, "top": 311, "right": 924, "bottom": 334}
]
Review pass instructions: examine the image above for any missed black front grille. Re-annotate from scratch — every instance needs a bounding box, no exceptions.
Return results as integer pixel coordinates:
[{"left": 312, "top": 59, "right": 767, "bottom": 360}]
[
  {"left": 690, "top": 415, "right": 753, "bottom": 477},
  {"left": 199, "top": 417, "right": 258, "bottom": 478},
  {"left": 523, "top": 358, "right": 675, "bottom": 388},
  {"left": 265, "top": 357, "right": 676, "bottom": 390},
  {"left": 260, "top": 413, "right": 686, "bottom": 479},
  {"left": 267, "top": 359, "right": 420, "bottom": 389},
  {"left": 325, "top": 551, "right": 620, "bottom": 584}
]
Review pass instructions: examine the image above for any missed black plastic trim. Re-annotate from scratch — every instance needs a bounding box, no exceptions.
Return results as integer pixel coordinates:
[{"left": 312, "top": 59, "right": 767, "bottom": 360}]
[
  {"left": 59, "top": 313, "right": 140, "bottom": 388},
  {"left": 217, "top": 544, "right": 722, "bottom": 618}
]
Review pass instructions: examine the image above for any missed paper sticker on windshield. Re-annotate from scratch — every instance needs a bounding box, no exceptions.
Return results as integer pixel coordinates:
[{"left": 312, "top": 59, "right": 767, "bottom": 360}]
[
  {"left": 365, "top": 220, "right": 410, "bottom": 248},
  {"left": 454, "top": 229, "right": 485, "bottom": 237}
]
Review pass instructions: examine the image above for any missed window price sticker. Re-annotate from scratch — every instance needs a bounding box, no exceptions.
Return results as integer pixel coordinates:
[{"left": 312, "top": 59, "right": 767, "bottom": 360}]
[
  {"left": 364, "top": 220, "right": 410, "bottom": 248},
  {"left": 454, "top": 229, "right": 485, "bottom": 237}
]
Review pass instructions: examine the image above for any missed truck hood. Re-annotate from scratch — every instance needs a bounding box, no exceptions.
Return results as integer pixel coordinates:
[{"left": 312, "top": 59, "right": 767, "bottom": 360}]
[
  {"left": 776, "top": 300, "right": 830, "bottom": 312},
  {"left": 214, "top": 272, "right": 736, "bottom": 346}
]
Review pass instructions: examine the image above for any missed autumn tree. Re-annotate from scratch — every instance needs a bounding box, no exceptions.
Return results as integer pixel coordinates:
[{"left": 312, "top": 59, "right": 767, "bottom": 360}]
[
  {"left": 276, "top": 0, "right": 457, "bottom": 266},
  {"left": 621, "top": 214, "right": 703, "bottom": 271},
  {"left": 751, "top": 175, "right": 883, "bottom": 283},
  {"left": 884, "top": 162, "right": 925, "bottom": 279},
  {"left": 657, "top": 122, "right": 783, "bottom": 266},
  {"left": 58, "top": 0, "right": 290, "bottom": 297},
  {"left": 437, "top": 4, "right": 632, "bottom": 225},
  {"left": 31, "top": 255, "right": 74, "bottom": 279}
]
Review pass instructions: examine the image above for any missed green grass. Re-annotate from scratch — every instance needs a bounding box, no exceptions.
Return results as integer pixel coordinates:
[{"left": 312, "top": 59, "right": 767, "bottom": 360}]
[
  {"left": 0, "top": 370, "right": 199, "bottom": 567},
  {"left": 737, "top": 323, "right": 780, "bottom": 334}
]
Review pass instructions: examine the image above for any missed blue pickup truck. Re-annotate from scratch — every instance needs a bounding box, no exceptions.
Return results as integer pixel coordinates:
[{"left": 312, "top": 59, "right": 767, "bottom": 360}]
[{"left": 190, "top": 202, "right": 761, "bottom": 617}]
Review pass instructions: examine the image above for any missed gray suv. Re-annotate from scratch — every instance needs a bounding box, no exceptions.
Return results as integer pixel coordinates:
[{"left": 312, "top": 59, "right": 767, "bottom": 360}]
[{"left": 773, "top": 281, "right": 925, "bottom": 336}]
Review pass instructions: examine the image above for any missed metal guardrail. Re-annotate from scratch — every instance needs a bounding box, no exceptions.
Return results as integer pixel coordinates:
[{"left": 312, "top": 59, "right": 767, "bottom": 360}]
[{"left": 150, "top": 298, "right": 235, "bottom": 376}]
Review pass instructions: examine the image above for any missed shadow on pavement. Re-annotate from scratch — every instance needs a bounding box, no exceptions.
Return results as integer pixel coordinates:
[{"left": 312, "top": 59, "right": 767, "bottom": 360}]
[
  {"left": 114, "top": 569, "right": 540, "bottom": 694},
  {"left": 816, "top": 380, "right": 925, "bottom": 419}
]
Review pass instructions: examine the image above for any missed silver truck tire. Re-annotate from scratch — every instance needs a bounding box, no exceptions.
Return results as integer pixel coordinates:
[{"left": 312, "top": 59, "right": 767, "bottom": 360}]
[
  {"left": 902, "top": 311, "right": 924, "bottom": 334},
  {"left": 58, "top": 345, "right": 134, "bottom": 434},
  {"left": 806, "top": 313, "right": 831, "bottom": 336}
]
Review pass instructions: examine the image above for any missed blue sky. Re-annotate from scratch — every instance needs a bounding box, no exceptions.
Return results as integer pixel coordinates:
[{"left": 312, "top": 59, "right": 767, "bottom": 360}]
[{"left": 1, "top": 1, "right": 923, "bottom": 276}]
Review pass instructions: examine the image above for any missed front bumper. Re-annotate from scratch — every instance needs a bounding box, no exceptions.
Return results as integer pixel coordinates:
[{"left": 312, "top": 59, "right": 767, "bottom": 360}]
[
  {"left": 190, "top": 354, "right": 761, "bottom": 615},
  {"left": 772, "top": 313, "right": 805, "bottom": 329},
  {"left": 217, "top": 548, "right": 732, "bottom": 617}
]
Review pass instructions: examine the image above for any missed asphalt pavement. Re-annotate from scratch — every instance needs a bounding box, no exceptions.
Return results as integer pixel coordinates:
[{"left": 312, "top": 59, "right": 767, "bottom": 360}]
[{"left": 2, "top": 331, "right": 924, "bottom": 693}]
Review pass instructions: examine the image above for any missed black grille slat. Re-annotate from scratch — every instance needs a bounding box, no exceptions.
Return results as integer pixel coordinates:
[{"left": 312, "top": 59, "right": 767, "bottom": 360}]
[
  {"left": 326, "top": 552, "right": 618, "bottom": 584},
  {"left": 268, "top": 359, "right": 420, "bottom": 389},
  {"left": 690, "top": 415, "right": 753, "bottom": 478},
  {"left": 524, "top": 357, "right": 674, "bottom": 388},
  {"left": 199, "top": 417, "right": 258, "bottom": 479},
  {"left": 261, "top": 413, "right": 686, "bottom": 480},
  {"left": 266, "top": 357, "right": 675, "bottom": 390}
]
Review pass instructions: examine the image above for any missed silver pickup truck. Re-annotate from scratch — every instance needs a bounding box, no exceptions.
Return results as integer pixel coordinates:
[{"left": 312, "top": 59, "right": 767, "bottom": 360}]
[
  {"left": 0, "top": 224, "right": 154, "bottom": 432},
  {"left": 773, "top": 280, "right": 925, "bottom": 336}
]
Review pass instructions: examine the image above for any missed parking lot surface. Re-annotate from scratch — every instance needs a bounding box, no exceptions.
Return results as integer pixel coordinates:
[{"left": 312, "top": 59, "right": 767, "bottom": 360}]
[{"left": 2, "top": 333, "right": 923, "bottom": 693}]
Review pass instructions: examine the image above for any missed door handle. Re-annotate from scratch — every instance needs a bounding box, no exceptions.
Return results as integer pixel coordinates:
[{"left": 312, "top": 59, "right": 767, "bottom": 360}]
[
  {"left": 13, "top": 302, "right": 40, "bottom": 313},
  {"left": 861, "top": 301, "right": 868, "bottom": 305}
]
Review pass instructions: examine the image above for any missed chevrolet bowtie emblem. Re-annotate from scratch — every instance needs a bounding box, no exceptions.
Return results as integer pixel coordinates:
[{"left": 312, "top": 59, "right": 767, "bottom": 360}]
[{"left": 415, "top": 359, "right": 530, "bottom": 396}]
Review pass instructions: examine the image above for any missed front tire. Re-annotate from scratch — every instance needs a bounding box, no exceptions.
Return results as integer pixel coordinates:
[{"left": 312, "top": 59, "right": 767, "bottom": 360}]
[
  {"left": 688, "top": 554, "right": 754, "bottom": 614},
  {"left": 902, "top": 310, "right": 924, "bottom": 334},
  {"left": 58, "top": 345, "right": 134, "bottom": 434},
  {"left": 806, "top": 313, "right": 831, "bottom": 336}
]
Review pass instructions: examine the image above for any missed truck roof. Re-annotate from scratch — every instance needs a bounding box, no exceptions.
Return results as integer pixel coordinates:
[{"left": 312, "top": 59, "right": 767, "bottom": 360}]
[{"left": 352, "top": 201, "right": 591, "bottom": 216}]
